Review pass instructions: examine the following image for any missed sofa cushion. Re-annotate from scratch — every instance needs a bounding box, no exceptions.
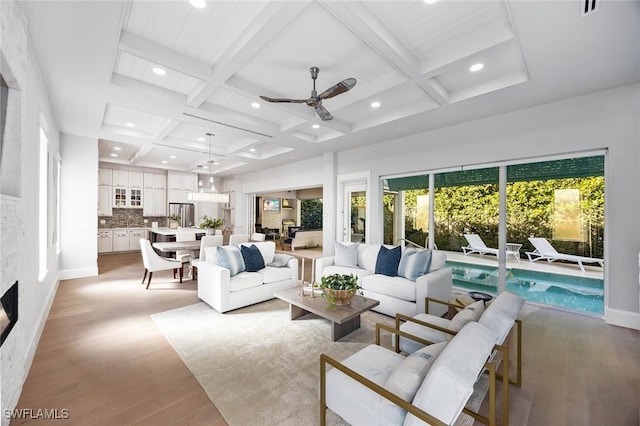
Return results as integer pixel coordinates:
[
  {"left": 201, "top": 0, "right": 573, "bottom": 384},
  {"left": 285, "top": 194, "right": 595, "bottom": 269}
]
[
  {"left": 334, "top": 242, "right": 359, "bottom": 267},
  {"left": 450, "top": 300, "right": 486, "bottom": 333},
  {"left": 429, "top": 250, "right": 446, "bottom": 272},
  {"left": 217, "top": 246, "right": 246, "bottom": 276},
  {"left": 261, "top": 265, "right": 293, "bottom": 284},
  {"left": 486, "top": 291, "right": 525, "bottom": 320},
  {"left": 240, "top": 244, "right": 265, "bottom": 272},
  {"left": 384, "top": 341, "right": 446, "bottom": 402},
  {"left": 478, "top": 308, "right": 514, "bottom": 345},
  {"left": 361, "top": 274, "right": 416, "bottom": 302},
  {"left": 241, "top": 241, "right": 276, "bottom": 265},
  {"left": 323, "top": 265, "right": 373, "bottom": 284},
  {"left": 268, "top": 253, "right": 295, "bottom": 267},
  {"left": 358, "top": 244, "right": 384, "bottom": 271},
  {"left": 375, "top": 246, "right": 402, "bottom": 276},
  {"left": 205, "top": 246, "right": 219, "bottom": 264},
  {"left": 229, "top": 271, "right": 263, "bottom": 291},
  {"left": 398, "top": 248, "right": 432, "bottom": 281}
]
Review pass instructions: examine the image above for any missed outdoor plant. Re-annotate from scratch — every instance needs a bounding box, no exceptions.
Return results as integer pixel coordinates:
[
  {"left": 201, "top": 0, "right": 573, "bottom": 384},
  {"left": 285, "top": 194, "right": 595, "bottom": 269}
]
[
  {"left": 199, "top": 215, "right": 223, "bottom": 229},
  {"left": 318, "top": 273, "right": 362, "bottom": 308}
]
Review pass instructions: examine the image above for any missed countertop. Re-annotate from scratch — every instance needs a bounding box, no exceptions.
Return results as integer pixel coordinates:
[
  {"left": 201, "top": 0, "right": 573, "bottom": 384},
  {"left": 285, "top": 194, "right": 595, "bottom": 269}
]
[{"left": 147, "top": 227, "right": 205, "bottom": 235}]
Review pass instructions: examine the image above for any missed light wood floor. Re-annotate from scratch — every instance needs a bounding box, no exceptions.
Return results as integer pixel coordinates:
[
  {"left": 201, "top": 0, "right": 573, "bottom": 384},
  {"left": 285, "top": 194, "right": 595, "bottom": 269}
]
[{"left": 15, "top": 253, "right": 640, "bottom": 425}]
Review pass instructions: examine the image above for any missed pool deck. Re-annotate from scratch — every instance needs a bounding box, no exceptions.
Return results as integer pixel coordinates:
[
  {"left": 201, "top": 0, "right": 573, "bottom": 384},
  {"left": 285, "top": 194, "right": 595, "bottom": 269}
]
[{"left": 444, "top": 250, "right": 604, "bottom": 280}]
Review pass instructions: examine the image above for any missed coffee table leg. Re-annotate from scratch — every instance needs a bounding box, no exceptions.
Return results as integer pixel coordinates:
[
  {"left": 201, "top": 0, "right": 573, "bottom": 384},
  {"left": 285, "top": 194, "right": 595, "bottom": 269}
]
[
  {"left": 331, "top": 315, "right": 361, "bottom": 341},
  {"left": 290, "top": 303, "right": 310, "bottom": 320}
]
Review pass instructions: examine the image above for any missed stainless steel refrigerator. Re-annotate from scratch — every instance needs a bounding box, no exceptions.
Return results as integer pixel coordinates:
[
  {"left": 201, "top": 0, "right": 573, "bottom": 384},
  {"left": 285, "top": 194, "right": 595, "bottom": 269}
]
[{"left": 168, "top": 203, "right": 195, "bottom": 228}]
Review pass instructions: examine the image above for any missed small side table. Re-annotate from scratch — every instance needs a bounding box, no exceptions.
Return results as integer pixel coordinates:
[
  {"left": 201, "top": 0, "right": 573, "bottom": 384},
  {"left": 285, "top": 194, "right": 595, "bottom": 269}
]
[{"left": 506, "top": 243, "right": 522, "bottom": 262}]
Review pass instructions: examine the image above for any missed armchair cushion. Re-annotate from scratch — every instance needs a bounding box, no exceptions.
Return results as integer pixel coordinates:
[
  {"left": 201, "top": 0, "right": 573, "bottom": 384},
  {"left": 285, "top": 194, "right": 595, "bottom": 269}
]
[
  {"left": 268, "top": 253, "right": 295, "bottom": 267},
  {"left": 398, "top": 248, "right": 432, "bottom": 281},
  {"left": 240, "top": 244, "right": 265, "bottom": 272},
  {"left": 383, "top": 341, "right": 446, "bottom": 402},
  {"left": 334, "top": 242, "right": 359, "bottom": 267},
  {"left": 261, "top": 266, "right": 294, "bottom": 284},
  {"left": 429, "top": 250, "right": 446, "bottom": 272},
  {"left": 449, "top": 300, "right": 486, "bottom": 333},
  {"left": 375, "top": 246, "right": 402, "bottom": 276},
  {"left": 216, "top": 246, "right": 246, "bottom": 276}
]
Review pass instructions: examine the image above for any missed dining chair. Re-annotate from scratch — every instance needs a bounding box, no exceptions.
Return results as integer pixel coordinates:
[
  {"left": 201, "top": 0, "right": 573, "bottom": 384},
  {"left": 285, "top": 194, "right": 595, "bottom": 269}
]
[
  {"left": 191, "top": 235, "right": 223, "bottom": 279},
  {"left": 176, "top": 230, "right": 197, "bottom": 277},
  {"left": 229, "top": 233, "right": 250, "bottom": 245},
  {"left": 139, "top": 239, "right": 184, "bottom": 288}
]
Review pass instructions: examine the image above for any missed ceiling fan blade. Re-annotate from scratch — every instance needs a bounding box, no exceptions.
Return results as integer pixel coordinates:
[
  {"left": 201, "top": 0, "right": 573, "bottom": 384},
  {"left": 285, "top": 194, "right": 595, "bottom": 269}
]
[
  {"left": 315, "top": 105, "right": 333, "bottom": 121},
  {"left": 318, "top": 78, "right": 357, "bottom": 100},
  {"left": 259, "top": 95, "right": 306, "bottom": 103}
]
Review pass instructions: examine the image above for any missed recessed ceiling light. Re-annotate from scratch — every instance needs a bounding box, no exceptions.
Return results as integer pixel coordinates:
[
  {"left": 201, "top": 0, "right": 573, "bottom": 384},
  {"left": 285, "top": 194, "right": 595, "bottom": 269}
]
[
  {"left": 152, "top": 67, "right": 166, "bottom": 76},
  {"left": 170, "top": 155, "right": 176, "bottom": 159},
  {"left": 113, "top": 146, "right": 122, "bottom": 151},
  {"left": 125, "top": 122, "right": 135, "bottom": 128},
  {"left": 213, "top": 161, "right": 219, "bottom": 165},
  {"left": 424, "top": 0, "right": 438, "bottom": 4},
  {"left": 110, "top": 153, "right": 118, "bottom": 157},
  {"left": 470, "top": 63, "right": 484, "bottom": 72},
  {"left": 198, "top": 137, "right": 205, "bottom": 142},
  {"left": 249, "top": 148, "right": 256, "bottom": 152},
  {"left": 312, "top": 124, "right": 320, "bottom": 129},
  {"left": 189, "top": 0, "right": 206, "bottom": 9},
  {"left": 371, "top": 101, "right": 381, "bottom": 108},
  {"left": 251, "top": 102, "right": 260, "bottom": 109},
  {"left": 161, "top": 160, "right": 168, "bottom": 164}
]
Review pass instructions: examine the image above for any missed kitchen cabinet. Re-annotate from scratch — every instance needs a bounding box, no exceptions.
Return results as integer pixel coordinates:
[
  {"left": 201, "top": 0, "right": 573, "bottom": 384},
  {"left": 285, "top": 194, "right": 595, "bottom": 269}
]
[
  {"left": 97, "top": 230, "right": 113, "bottom": 253},
  {"left": 112, "top": 170, "right": 129, "bottom": 187},
  {"left": 98, "top": 168, "right": 112, "bottom": 186},
  {"left": 155, "top": 173, "right": 166, "bottom": 190},
  {"left": 113, "top": 230, "right": 130, "bottom": 252},
  {"left": 98, "top": 186, "right": 112, "bottom": 216},
  {"left": 128, "top": 229, "right": 146, "bottom": 250},
  {"left": 144, "top": 172, "right": 167, "bottom": 190},
  {"left": 114, "top": 187, "right": 143, "bottom": 208},
  {"left": 143, "top": 188, "right": 167, "bottom": 216},
  {"left": 114, "top": 187, "right": 128, "bottom": 207},
  {"left": 129, "top": 188, "right": 142, "bottom": 207},
  {"left": 128, "top": 171, "right": 143, "bottom": 188}
]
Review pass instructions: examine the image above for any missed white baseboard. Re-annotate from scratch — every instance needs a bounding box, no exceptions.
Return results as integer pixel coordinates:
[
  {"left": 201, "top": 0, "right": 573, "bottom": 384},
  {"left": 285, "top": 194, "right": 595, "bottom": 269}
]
[
  {"left": 58, "top": 267, "right": 98, "bottom": 280},
  {"left": 605, "top": 307, "right": 640, "bottom": 330}
]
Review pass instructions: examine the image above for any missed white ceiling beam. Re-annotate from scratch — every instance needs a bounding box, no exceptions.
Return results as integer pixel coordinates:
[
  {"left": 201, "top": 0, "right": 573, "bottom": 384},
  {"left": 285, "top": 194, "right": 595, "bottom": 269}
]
[
  {"left": 129, "top": 145, "right": 153, "bottom": 165},
  {"left": 318, "top": 1, "right": 449, "bottom": 106},
  {"left": 153, "top": 120, "right": 181, "bottom": 141},
  {"left": 119, "top": 30, "right": 213, "bottom": 82},
  {"left": 187, "top": 1, "right": 310, "bottom": 107}
]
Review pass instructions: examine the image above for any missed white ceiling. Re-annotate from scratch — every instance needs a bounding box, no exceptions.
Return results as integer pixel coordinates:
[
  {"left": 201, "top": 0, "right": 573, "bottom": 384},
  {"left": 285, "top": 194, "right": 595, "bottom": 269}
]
[{"left": 27, "top": 1, "right": 640, "bottom": 177}]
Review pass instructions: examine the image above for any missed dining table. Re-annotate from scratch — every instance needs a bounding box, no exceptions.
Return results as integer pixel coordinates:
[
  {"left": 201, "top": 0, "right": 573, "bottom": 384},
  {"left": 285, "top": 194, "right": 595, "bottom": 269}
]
[{"left": 152, "top": 240, "right": 202, "bottom": 255}]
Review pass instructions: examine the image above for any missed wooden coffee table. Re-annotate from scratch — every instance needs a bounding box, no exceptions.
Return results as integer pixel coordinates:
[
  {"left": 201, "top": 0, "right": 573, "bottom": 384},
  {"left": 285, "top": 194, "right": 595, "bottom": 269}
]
[{"left": 274, "top": 287, "right": 380, "bottom": 341}]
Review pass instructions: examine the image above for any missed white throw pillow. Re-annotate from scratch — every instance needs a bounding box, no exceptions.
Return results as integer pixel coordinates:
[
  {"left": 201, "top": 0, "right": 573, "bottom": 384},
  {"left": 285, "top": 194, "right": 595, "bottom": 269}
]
[
  {"left": 449, "top": 300, "right": 486, "bottom": 334},
  {"left": 204, "top": 246, "right": 219, "bottom": 264},
  {"left": 216, "top": 246, "right": 246, "bottom": 276},
  {"left": 334, "top": 242, "right": 359, "bottom": 268},
  {"left": 398, "top": 249, "right": 432, "bottom": 281},
  {"left": 383, "top": 341, "right": 446, "bottom": 402}
]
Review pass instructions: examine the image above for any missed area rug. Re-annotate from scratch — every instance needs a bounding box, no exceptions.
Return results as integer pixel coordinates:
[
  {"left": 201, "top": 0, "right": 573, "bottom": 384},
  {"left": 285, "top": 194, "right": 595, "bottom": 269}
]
[{"left": 151, "top": 299, "right": 488, "bottom": 425}]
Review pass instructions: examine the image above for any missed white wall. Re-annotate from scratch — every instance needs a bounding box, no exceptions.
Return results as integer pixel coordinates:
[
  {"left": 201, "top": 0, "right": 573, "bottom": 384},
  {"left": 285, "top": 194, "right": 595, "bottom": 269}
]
[
  {"left": 59, "top": 134, "right": 98, "bottom": 279},
  {"left": 241, "top": 84, "right": 640, "bottom": 329},
  {"left": 0, "top": 1, "right": 62, "bottom": 420}
]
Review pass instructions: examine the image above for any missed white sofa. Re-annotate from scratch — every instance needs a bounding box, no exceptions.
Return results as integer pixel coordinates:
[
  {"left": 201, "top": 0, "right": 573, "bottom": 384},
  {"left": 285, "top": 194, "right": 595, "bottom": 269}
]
[
  {"left": 197, "top": 241, "right": 298, "bottom": 313},
  {"left": 315, "top": 244, "right": 452, "bottom": 318}
]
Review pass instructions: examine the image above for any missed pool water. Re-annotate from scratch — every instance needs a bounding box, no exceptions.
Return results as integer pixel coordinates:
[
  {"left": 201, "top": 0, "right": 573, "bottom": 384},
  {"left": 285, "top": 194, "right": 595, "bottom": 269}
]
[{"left": 445, "top": 260, "right": 604, "bottom": 315}]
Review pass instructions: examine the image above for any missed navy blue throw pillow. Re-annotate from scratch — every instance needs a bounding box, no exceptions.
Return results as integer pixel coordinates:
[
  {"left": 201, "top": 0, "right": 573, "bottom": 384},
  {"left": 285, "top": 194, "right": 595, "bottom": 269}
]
[
  {"left": 240, "top": 244, "right": 265, "bottom": 272},
  {"left": 375, "top": 246, "right": 402, "bottom": 277}
]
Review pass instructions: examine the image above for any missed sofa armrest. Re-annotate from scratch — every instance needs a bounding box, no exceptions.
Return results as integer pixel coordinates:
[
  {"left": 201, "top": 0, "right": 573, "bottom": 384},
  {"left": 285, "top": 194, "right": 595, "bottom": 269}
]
[
  {"left": 286, "top": 257, "right": 299, "bottom": 283},
  {"left": 197, "top": 262, "right": 231, "bottom": 313},
  {"left": 314, "top": 256, "right": 335, "bottom": 283},
  {"left": 415, "top": 268, "right": 453, "bottom": 317}
]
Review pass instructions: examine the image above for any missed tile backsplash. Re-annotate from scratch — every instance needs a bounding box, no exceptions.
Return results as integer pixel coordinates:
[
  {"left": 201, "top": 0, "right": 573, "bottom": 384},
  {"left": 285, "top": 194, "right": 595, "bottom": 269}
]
[{"left": 98, "top": 208, "right": 167, "bottom": 229}]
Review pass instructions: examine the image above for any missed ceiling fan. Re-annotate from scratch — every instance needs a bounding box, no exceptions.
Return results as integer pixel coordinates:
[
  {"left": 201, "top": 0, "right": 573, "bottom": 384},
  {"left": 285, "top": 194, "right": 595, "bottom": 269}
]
[{"left": 259, "top": 67, "right": 356, "bottom": 121}]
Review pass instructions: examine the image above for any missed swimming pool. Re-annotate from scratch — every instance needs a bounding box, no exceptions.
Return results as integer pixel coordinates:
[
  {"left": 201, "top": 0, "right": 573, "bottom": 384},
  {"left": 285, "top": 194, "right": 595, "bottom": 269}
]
[{"left": 445, "top": 260, "right": 604, "bottom": 315}]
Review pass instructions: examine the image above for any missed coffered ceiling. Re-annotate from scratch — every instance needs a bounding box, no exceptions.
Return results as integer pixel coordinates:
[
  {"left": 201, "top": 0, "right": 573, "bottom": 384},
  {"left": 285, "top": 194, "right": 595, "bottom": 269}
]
[{"left": 26, "top": 1, "right": 640, "bottom": 177}]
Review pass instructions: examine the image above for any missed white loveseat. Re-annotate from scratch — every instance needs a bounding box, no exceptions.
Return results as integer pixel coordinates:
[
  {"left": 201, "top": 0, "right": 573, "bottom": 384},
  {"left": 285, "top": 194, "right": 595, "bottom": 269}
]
[
  {"left": 315, "top": 244, "right": 452, "bottom": 318},
  {"left": 197, "top": 241, "right": 298, "bottom": 313}
]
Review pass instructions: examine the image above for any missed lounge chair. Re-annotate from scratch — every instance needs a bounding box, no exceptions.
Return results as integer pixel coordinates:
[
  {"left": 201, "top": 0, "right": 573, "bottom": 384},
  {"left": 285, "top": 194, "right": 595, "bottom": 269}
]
[
  {"left": 462, "top": 234, "right": 520, "bottom": 261},
  {"left": 525, "top": 237, "right": 604, "bottom": 272}
]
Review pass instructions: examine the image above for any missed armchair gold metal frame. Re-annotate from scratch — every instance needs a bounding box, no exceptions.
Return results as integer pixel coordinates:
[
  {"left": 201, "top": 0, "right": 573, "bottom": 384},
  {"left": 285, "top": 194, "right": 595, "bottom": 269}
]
[
  {"left": 320, "top": 324, "right": 500, "bottom": 426},
  {"left": 425, "top": 296, "right": 523, "bottom": 387}
]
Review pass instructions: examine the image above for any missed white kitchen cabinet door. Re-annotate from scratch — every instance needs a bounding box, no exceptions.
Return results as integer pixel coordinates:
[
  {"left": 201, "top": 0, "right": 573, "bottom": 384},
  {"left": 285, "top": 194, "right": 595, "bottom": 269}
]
[
  {"left": 155, "top": 189, "right": 167, "bottom": 215},
  {"left": 129, "top": 171, "right": 144, "bottom": 188},
  {"left": 167, "top": 172, "right": 182, "bottom": 190},
  {"left": 113, "top": 187, "right": 128, "bottom": 207},
  {"left": 143, "top": 188, "right": 155, "bottom": 216},
  {"left": 113, "top": 231, "right": 129, "bottom": 251},
  {"left": 97, "top": 231, "right": 113, "bottom": 253},
  {"left": 182, "top": 173, "right": 197, "bottom": 191},
  {"left": 155, "top": 173, "right": 167, "bottom": 190},
  {"left": 98, "top": 187, "right": 113, "bottom": 216},
  {"left": 98, "top": 168, "right": 112, "bottom": 186},
  {"left": 128, "top": 230, "right": 146, "bottom": 251},
  {"left": 143, "top": 173, "right": 156, "bottom": 189},
  {"left": 112, "top": 170, "right": 129, "bottom": 187}
]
